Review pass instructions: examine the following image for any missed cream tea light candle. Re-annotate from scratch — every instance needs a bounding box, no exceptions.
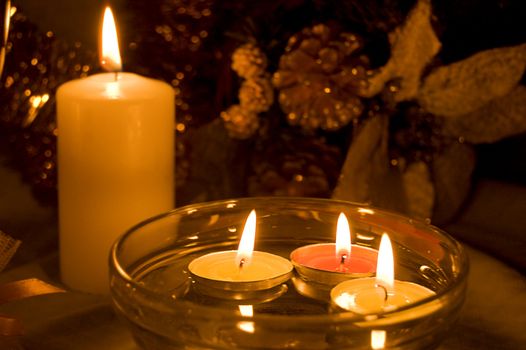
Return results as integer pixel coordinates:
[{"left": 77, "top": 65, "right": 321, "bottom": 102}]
[
  {"left": 290, "top": 213, "right": 377, "bottom": 285},
  {"left": 330, "top": 234, "right": 439, "bottom": 324},
  {"left": 188, "top": 210, "right": 293, "bottom": 295},
  {"left": 57, "top": 7, "right": 174, "bottom": 294}
]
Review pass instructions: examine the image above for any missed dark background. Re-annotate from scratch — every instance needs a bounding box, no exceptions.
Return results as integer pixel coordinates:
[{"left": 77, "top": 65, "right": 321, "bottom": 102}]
[{"left": 14, "top": 0, "right": 526, "bottom": 187}]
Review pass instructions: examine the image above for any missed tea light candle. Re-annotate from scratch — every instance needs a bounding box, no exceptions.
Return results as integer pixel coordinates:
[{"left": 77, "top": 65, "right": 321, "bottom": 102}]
[
  {"left": 188, "top": 210, "right": 293, "bottom": 295},
  {"left": 57, "top": 7, "right": 174, "bottom": 294},
  {"left": 331, "top": 234, "right": 439, "bottom": 324},
  {"left": 290, "top": 213, "right": 377, "bottom": 285}
]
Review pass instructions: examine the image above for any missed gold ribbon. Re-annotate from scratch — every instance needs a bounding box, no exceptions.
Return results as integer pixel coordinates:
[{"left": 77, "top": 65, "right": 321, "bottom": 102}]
[
  {"left": 0, "top": 278, "right": 65, "bottom": 336},
  {"left": 0, "top": 0, "right": 11, "bottom": 77}
]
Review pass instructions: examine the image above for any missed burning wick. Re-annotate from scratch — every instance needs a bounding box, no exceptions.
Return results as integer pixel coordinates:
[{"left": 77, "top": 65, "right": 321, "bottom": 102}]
[
  {"left": 375, "top": 283, "right": 389, "bottom": 302},
  {"left": 114, "top": 72, "right": 118, "bottom": 81},
  {"left": 336, "top": 253, "right": 349, "bottom": 273},
  {"left": 239, "top": 258, "right": 246, "bottom": 269}
]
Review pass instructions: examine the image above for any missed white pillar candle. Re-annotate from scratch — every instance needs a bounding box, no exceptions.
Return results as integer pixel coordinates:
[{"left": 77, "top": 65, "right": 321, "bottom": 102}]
[{"left": 57, "top": 7, "right": 175, "bottom": 294}]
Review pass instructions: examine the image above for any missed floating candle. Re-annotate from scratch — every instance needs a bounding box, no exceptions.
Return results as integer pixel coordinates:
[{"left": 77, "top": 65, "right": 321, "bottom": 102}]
[
  {"left": 290, "top": 213, "right": 377, "bottom": 285},
  {"left": 188, "top": 210, "right": 293, "bottom": 295},
  {"left": 57, "top": 7, "right": 174, "bottom": 294},
  {"left": 331, "top": 234, "right": 439, "bottom": 324}
]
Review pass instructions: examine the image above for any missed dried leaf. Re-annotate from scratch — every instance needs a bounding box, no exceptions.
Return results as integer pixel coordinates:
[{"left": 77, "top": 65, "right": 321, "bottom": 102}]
[
  {"left": 432, "top": 142, "right": 476, "bottom": 224},
  {"left": 332, "top": 115, "right": 407, "bottom": 213},
  {"left": 442, "top": 85, "right": 526, "bottom": 144},
  {"left": 363, "top": 0, "right": 441, "bottom": 101},
  {"left": 182, "top": 119, "right": 249, "bottom": 203},
  {"left": 402, "top": 161, "right": 434, "bottom": 220},
  {"left": 0, "top": 230, "right": 21, "bottom": 272},
  {"left": 419, "top": 43, "right": 526, "bottom": 117},
  {"left": 332, "top": 116, "right": 386, "bottom": 202}
]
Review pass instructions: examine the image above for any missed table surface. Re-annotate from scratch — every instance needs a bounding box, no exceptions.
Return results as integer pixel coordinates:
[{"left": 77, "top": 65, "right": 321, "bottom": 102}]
[
  {"left": 0, "top": 245, "right": 524, "bottom": 349},
  {"left": 0, "top": 158, "right": 525, "bottom": 349}
]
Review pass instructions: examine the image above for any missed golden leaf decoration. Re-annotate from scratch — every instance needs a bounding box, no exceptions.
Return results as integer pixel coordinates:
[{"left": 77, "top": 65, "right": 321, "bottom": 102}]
[
  {"left": 441, "top": 85, "right": 526, "bottom": 144},
  {"left": 402, "top": 161, "right": 434, "bottom": 220},
  {"left": 0, "top": 230, "right": 21, "bottom": 272},
  {"left": 362, "top": 0, "right": 441, "bottom": 101},
  {"left": 419, "top": 43, "right": 526, "bottom": 117},
  {"left": 432, "top": 142, "right": 476, "bottom": 224},
  {"left": 332, "top": 115, "right": 407, "bottom": 214}
]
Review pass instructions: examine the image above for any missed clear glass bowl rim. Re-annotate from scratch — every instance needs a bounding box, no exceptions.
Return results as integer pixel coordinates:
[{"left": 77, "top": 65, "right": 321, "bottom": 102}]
[{"left": 110, "top": 196, "right": 469, "bottom": 323}]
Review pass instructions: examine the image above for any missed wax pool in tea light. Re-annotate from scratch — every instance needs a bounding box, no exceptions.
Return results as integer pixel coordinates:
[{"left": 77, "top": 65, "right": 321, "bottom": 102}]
[
  {"left": 331, "top": 233, "right": 439, "bottom": 324},
  {"left": 188, "top": 210, "right": 293, "bottom": 296},
  {"left": 290, "top": 213, "right": 378, "bottom": 285}
]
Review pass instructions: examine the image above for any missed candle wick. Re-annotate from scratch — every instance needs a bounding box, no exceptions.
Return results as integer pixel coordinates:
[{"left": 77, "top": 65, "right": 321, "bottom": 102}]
[
  {"left": 336, "top": 254, "right": 348, "bottom": 273},
  {"left": 239, "top": 258, "right": 245, "bottom": 270},
  {"left": 375, "top": 283, "right": 389, "bottom": 302},
  {"left": 114, "top": 72, "right": 119, "bottom": 82}
]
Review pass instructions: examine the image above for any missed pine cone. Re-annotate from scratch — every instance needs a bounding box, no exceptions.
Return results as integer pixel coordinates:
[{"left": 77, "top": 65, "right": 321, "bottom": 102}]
[
  {"left": 220, "top": 104, "right": 259, "bottom": 139},
  {"left": 273, "top": 24, "right": 369, "bottom": 131},
  {"left": 248, "top": 133, "right": 342, "bottom": 197},
  {"left": 239, "top": 75, "right": 274, "bottom": 113},
  {"left": 231, "top": 43, "right": 268, "bottom": 79}
]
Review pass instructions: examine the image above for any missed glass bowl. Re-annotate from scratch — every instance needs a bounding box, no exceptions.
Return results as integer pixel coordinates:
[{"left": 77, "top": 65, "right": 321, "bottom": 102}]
[{"left": 109, "top": 197, "right": 468, "bottom": 350}]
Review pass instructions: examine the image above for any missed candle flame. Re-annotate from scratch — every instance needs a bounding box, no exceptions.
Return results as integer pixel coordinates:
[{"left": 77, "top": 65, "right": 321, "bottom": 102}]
[
  {"left": 371, "top": 330, "right": 386, "bottom": 349},
  {"left": 100, "top": 6, "right": 122, "bottom": 72},
  {"left": 376, "top": 233, "right": 394, "bottom": 291},
  {"left": 236, "top": 210, "right": 256, "bottom": 267},
  {"left": 335, "top": 213, "right": 351, "bottom": 260}
]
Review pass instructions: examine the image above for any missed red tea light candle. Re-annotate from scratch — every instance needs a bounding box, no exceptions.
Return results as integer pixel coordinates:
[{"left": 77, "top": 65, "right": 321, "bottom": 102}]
[
  {"left": 290, "top": 213, "right": 378, "bottom": 285},
  {"left": 330, "top": 234, "right": 439, "bottom": 325},
  {"left": 188, "top": 210, "right": 293, "bottom": 297}
]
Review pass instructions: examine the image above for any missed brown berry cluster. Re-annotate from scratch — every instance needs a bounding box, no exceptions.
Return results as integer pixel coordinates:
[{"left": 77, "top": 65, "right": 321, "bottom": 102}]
[
  {"left": 0, "top": 8, "right": 97, "bottom": 202},
  {"left": 221, "top": 43, "right": 273, "bottom": 139},
  {"left": 248, "top": 133, "right": 342, "bottom": 198},
  {"left": 389, "top": 103, "right": 447, "bottom": 167}
]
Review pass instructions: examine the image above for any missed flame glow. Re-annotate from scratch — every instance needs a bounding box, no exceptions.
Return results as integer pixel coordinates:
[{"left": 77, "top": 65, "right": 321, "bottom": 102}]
[
  {"left": 105, "top": 81, "right": 120, "bottom": 99},
  {"left": 100, "top": 6, "right": 122, "bottom": 72},
  {"left": 376, "top": 234, "right": 394, "bottom": 291},
  {"left": 335, "top": 213, "right": 351, "bottom": 259},
  {"left": 357, "top": 208, "right": 375, "bottom": 215},
  {"left": 236, "top": 210, "right": 256, "bottom": 267},
  {"left": 371, "top": 330, "right": 386, "bottom": 349}
]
